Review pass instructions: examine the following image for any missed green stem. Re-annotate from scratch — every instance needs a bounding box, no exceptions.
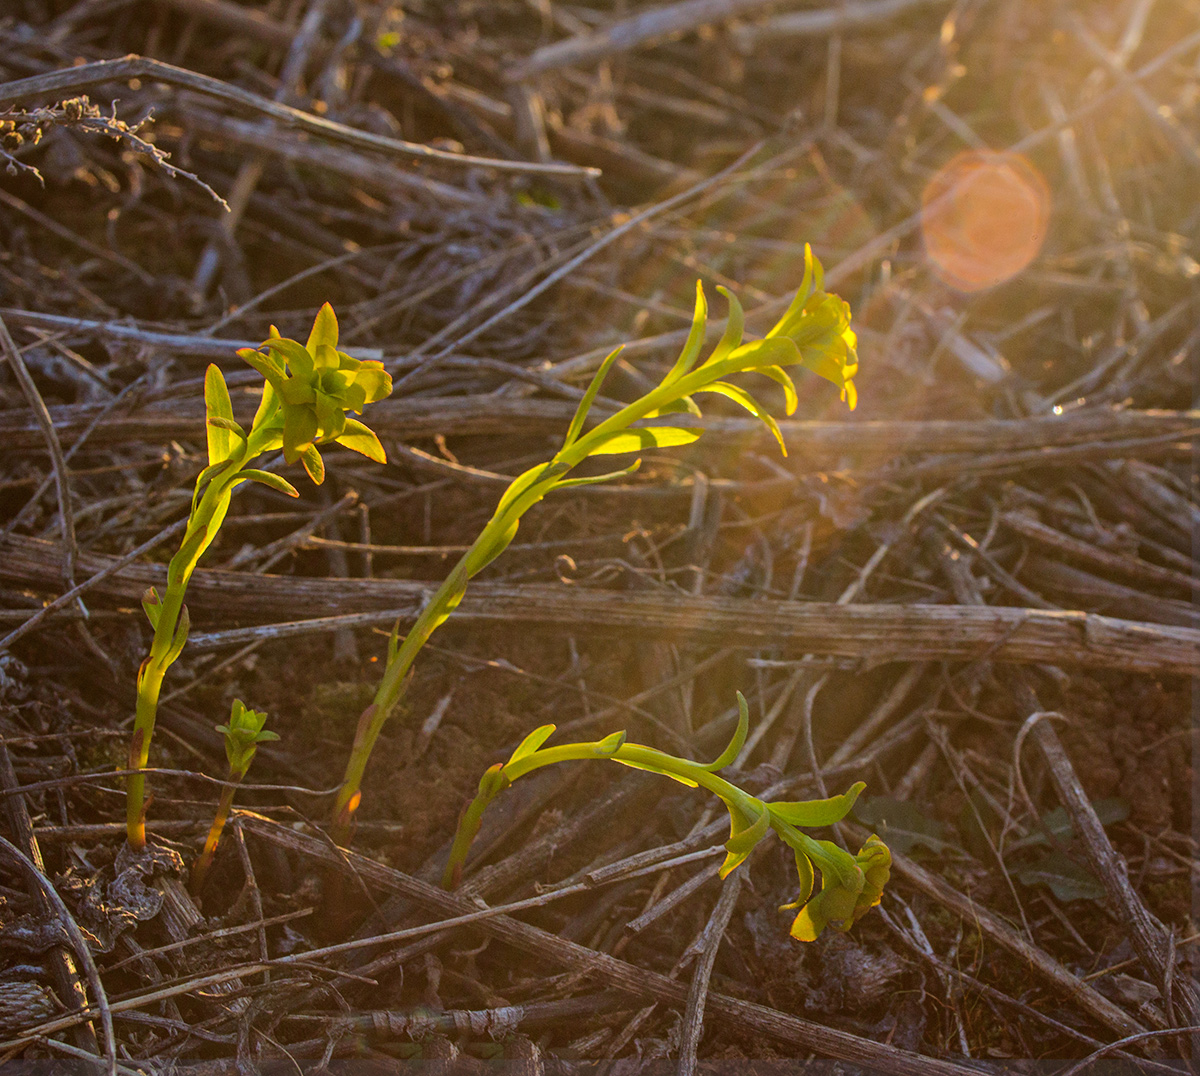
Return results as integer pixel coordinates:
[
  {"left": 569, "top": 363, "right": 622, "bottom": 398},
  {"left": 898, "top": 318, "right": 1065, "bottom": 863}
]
[
  {"left": 190, "top": 771, "right": 242, "bottom": 894},
  {"left": 126, "top": 431, "right": 268, "bottom": 849},
  {"left": 329, "top": 377, "right": 716, "bottom": 840}
]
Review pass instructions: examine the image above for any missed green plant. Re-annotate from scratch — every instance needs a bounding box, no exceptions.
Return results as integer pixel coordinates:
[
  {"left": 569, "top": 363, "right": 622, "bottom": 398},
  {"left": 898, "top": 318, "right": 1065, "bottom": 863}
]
[
  {"left": 127, "top": 305, "right": 392, "bottom": 849},
  {"left": 445, "top": 694, "right": 891, "bottom": 940},
  {"left": 332, "top": 245, "right": 858, "bottom": 841},
  {"left": 191, "top": 700, "right": 278, "bottom": 893}
]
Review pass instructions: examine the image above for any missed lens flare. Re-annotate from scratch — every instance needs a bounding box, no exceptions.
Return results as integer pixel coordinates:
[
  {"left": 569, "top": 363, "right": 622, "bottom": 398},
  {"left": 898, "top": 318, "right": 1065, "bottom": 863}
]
[{"left": 920, "top": 151, "right": 1050, "bottom": 292}]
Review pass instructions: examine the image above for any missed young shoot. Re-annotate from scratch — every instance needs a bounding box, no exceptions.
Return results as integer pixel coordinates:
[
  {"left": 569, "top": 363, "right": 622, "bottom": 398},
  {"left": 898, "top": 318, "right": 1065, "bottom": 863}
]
[
  {"left": 127, "top": 305, "right": 392, "bottom": 850},
  {"left": 332, "top": 246, "right": 858, "bottom": 842},
  {"left": 444, "top": 694, "right": 891, "bottom": 942},
  {"left": 191, "top": 700, "right": 278, "bottom": 893}
]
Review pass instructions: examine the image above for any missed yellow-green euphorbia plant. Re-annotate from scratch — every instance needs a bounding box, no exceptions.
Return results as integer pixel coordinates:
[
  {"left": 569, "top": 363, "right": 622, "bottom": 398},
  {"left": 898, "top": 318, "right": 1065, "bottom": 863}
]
[
  {"left": 332, "top": 246, "right": 859, "bottom": 842},
  {"left": 444, "top": 694, "right": 892, "bottom": 941},
  {"left": 126, "top": 305, "right": 391, "bottom": 849}
]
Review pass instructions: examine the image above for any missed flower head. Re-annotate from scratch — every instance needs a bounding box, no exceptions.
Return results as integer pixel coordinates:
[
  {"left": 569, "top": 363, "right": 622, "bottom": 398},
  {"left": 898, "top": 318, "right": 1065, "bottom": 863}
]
[
  {"left": 766, "top": 245, "right": 859, "bottom": 410},
  {"left": 782, "top": 833, "right": 891, "bottom": 941},
  {"left": 216, "top": 699, "right": 277, "bottom": 776},
  {"left": 237, "top": 303, "right": 392, "bottom": 483}
]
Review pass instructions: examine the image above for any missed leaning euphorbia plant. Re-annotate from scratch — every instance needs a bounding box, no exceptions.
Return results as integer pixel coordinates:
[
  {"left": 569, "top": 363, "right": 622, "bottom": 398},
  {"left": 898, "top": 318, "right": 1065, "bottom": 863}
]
[
  {"left": 127, "top": 305, "right": 391, "bottom": 849},
  {"left": 332, "top": 245, "right": 858, "bottom": 842},
  {"left": 445, "top": 695, "right": 891, "bottom": 940}
]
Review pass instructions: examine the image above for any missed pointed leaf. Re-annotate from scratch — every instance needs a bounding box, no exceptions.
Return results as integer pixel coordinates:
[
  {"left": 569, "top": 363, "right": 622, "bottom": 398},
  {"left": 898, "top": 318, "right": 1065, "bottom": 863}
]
[
  {"left": 141, "top": 587, "right": 161, "bottom": 631},
  {"left": 168, "top": 524, "right": 209, "bottom": 587},
  {"left": 266, "top": 336, "right": 316, "bottom": 378},
  {"left": 770, "top": 782, "right": 866, "bottom": 829},
  {"left": 563, "top": 346, "right": 623, "bottom": 450},
  {"left": 335, "top": 418, "right": 386, "bottom": 463},
  {"left": 204, "top": 365, "right": 234, "bottom": 465},
  {"left": 551, "top": 459, "right": 641, "bottom": 490},
  {"left": 589, "top": 427, "right": 701, "bottom": 456},
  {"left": 703, "top": 286, "right": 745, "bottom": 368},
  {"left": 236, "top": 469, "right": 300, "bottom": 498},
  {"left": 614, "top": 758, "right": 698, "bottom": 786},
  {"left": 721, "top": 800, "right": 769, "bottom": 877},
  {"left": 283, "top": 405, "right": 318, "bottom": 463},
  {"left": 163, "top": 604, "right": 190, "bottom": 665},
  {"left": 353, "top": 363, "right": 392, "bottom": 406},
  {"left": 766, "top": 244, "right": 818, "bottom": 341},
  {"left": 306, "top": 302, "right": 339, "bottom": 352},
  {"left": 387, "top": 620, "right": 401, "bottom": 665},
  {"left": 701, "top": 691, "right": 748, "bottom": 772},
  {"left": 508, "top": 725, "right": 556, "bottom": 765},
  {"left": 596, "top": 730, "right": 627, "bottom": 756},
  {"left": 237, "top": 347, "right": 285, "bottom": 385},
  {"left": 253, "top": 378, "right": 279, "bottom": 429},
  {"left": 666, "top": 281, "right": 709, "bottom": 382},
  {"left": 757, "top": 365, "right": 798, "bottom": 416},
  {"left": 301, "top": 445, "right": 325, "bottom": 485},
  {"left": 696, "top": 381, "right": 786, "bottom": 456}
]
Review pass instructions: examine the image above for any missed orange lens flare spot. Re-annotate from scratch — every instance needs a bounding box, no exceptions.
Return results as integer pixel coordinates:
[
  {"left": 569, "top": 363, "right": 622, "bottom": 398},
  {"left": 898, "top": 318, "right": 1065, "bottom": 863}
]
[{"left": 920, "top": 151, "right": 1050, "bottom": 292}]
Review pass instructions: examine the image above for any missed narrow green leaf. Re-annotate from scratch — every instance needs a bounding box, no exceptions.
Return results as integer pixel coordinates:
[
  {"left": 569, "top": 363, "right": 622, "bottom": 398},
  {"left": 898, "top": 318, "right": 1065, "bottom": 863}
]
[
  {"left": 563, "top": 346, "right": 623, "bottom": 450},
  {"left": 237, "top": 469, "right": 300, "bottom": 498},
  {"left": 508, "top": 725, "right": 556, "bottom": 765},
  {"left": 703, "top": 286, "right": 745, "bottom": 368},
  {"left": 141, "top": 587, "right": 161, "bottom": 631},
  {"left": 301, "top": 445, "right": 325, "bottom": 485},
  {"left": 387, "top": 620, "right": 401, "bottom": 665},
  {"left": 766, "top": 243, "right": 818, "bottom": 341},
  {"left": 770, "top": 782, "right": 866, "bottom": 829},
  {"left": 701, "top": 691, "right": 748, "bottom": 772},
  {"left": 757, "top": 365, "right": 798, "bottom": 416},
  {"left": 696, "top": 381, "right": 786, "bottom": 456},
  {"left": 204, "top": 365, "right": 234, "bottom": 466},
  {"left": 596, "top": 730, "right": 627, "bottom": 756},
  {"left": 306, "top": 302, "right": 339, "bottom": 352},
  {"left": 265, "top": 336, "right": 315, "bottom": 377},
  {"left": 253, "top": 378, "right": 279, "bottom": 429},
  {"left": 614, "top": 758, "right": 698, "bottom": 786},
  {"left": 163, "top": 604, "right": 190, "bottom": 665},
  {"left": 237, "top": 347, "right": 285, "bottom": 384},
  {"left": 335, "top": 418, "right": 387, "bottom": 464},
  {"left": 551, "top": 460, "right": 641, "bottom": 491},
  {"left": 665, "top": 280, "right": 708, "bottom": 382},
  {"left": 168, "top": 524, "right": 209, "bottom": 587},
  {"left": 721, "top": 800, "right": 769, "bottom": 877},
  {"left": 588, "top": 427, "right": 701, "bottom": 456}
]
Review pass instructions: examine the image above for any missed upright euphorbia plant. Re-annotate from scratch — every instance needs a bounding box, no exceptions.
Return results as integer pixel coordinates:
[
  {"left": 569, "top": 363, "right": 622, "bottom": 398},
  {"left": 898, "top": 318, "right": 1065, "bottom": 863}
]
[
  {"left": 126, "top": 305, "right": 391, "bottom": 849},
  {"left": 332, "top": 246, "right": 859, "bottom": 842}
]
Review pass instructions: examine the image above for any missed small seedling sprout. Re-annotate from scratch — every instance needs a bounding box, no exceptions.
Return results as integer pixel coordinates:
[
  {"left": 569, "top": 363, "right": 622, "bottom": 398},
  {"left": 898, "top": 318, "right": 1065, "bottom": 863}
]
[
  {"left": 191, "top": 700, "right": 278, "bottom": 893},
  {"left": 126, "top": 305, "right": 392, "bottom": 849},
  {"left": 332, "top": 245, "right": 858, "bottom": 842},
  {"left": 444, "top": 694, "right": 891, "bottom": 941}
]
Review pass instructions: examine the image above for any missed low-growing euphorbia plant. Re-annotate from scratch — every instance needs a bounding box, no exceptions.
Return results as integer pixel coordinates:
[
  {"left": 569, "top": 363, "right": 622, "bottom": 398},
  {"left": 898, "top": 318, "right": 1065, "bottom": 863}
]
[
  {"left": 445, "top": 695, "right": 891, "bottom": 940},
  {"left": 191, "top": 700, "right": 277, "bottom": 893},
  {"left": 127, "top": 305, "right": 392, "bottom": 849},
  {"left": 332, "top": 245, "right": 858, "bottom": 841}
]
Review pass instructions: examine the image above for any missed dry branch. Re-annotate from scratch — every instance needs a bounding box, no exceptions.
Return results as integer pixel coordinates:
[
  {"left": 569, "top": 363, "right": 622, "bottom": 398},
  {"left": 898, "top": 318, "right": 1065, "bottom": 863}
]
[
  {"left": 1, "top": 534, "right": 1196, "bottom": 675},
  {"left": 0, "top": 55, "right": 597, "bottom": 179},
  {"left": 241, "top": 815, "right": 982, "bottom": 1076}
]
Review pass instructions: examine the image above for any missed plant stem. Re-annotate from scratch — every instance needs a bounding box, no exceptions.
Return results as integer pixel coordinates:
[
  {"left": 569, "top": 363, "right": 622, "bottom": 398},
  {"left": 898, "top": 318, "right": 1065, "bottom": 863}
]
[
  {"left": 330, "top": 382, "right": 708, "bottom": 840},
  {"left": 125, "top": 432, "right": 263, "bottom": 849},
  {"left": 190, "top": 773, "right": 241, "bottom": 893}
]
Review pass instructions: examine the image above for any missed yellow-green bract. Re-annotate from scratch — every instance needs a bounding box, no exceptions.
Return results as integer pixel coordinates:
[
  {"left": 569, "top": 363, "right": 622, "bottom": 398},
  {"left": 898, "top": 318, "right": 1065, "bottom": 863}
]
[{"left": 331, "top": 246, "right": 860, "bottom": 842}]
